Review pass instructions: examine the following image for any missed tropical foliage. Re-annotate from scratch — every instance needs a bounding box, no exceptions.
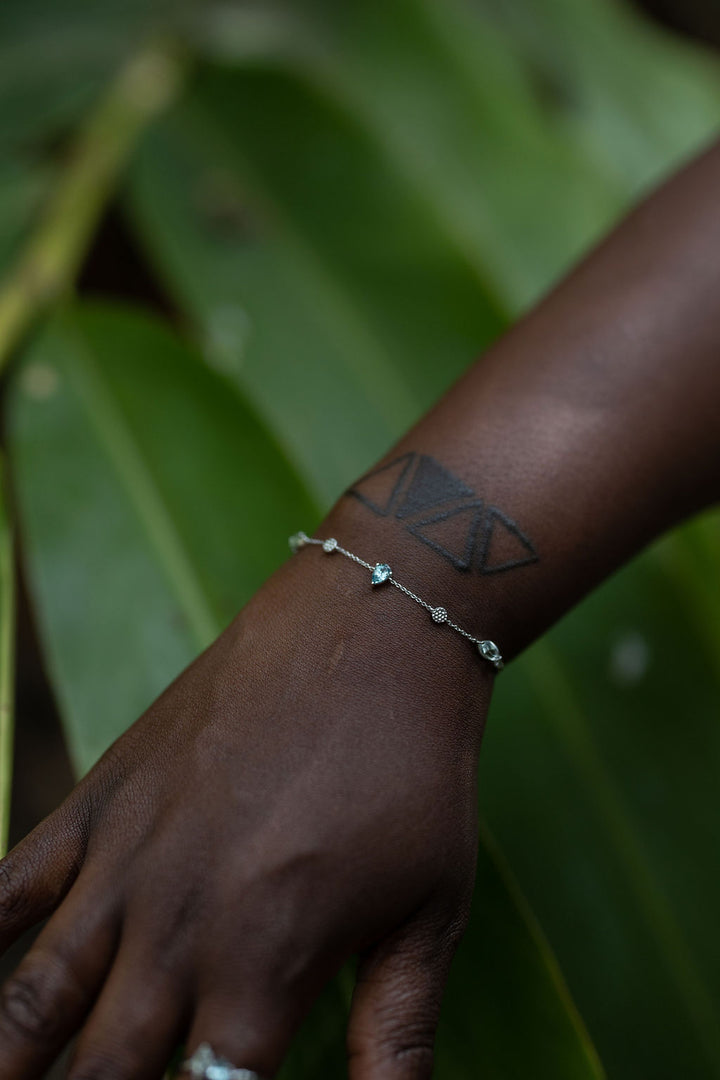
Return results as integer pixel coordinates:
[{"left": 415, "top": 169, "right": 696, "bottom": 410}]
[{"left": 1, "top": 1, "right": 719, "bottom": 1077}]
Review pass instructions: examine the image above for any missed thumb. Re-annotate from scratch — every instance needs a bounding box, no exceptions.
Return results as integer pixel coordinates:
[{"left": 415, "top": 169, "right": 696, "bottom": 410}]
[{"left": 347, "top": 907, "right": 467, "bottom": 1079}]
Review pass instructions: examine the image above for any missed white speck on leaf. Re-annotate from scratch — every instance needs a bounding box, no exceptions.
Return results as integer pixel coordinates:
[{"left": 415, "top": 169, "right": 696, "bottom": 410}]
[
  {"left": 609, "top": 630, "right": 651, "bottom": 686},
  {"left": 21, "top": 362, "right": 60, "bottom": 400}
]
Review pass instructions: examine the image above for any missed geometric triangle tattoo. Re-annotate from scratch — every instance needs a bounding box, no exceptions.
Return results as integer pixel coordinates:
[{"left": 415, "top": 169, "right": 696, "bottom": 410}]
[
  {"left": 347, "top": 451, "right": 539, "bottom": 577},
  {"left": 348, "top": 452, "right": 416, "bottom": 516},
  {"left": 476, "top": 505, "right": 538, "bottom": 574},
  {"left": 394, "top": 454, "right": 475, "bottom": 519},
  {"left": 406, "top": 500, "right": 485, "bottom": 571}
]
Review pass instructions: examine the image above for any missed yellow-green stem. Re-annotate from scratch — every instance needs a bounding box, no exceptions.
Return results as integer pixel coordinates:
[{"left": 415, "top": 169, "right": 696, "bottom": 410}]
[{"left": 0, "top": 45, "right": 185, "bottom": 374}]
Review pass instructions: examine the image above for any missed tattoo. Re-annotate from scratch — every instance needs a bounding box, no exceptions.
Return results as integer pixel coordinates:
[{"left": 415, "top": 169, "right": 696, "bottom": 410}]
[
  {"left": 348, "top": 453, "right": 538, "bottom": 575},
  {"left": 406, "top": 501, "right": 485, "bottom": 571}
]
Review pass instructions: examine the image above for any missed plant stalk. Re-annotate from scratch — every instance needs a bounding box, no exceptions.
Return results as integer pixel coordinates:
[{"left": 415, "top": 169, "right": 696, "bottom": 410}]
[{"left": 0, "top": 44, "right": 185, "bottom": 375}]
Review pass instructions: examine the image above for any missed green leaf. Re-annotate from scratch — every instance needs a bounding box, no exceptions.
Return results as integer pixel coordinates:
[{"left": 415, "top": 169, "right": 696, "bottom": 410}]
[
  {"left": 267, "top": 0, "right": 625, "bottom": 311},
  {"left": 0, "top": 452, "right": 15, "bottom": 857},
  {"left": 0, "top": 0, "right": 180, "bottom": 153},
  {"left": 436, "top": 831, "right": 604, "bottom": 1078},
  {"left": 476, "top": 0, "right": 720, "bottom": 191},
  {"left": 7, "top": 303, "right": 319, "bottom": 774},
  {"left": 127, "top": 64, "right": 507, "bottom": 506},
  {"left": 482, "top": 548, "right": 720, "bottom": 1077},
  {"left": 189, "top": 0, "right": 720, "bottom": 312}
]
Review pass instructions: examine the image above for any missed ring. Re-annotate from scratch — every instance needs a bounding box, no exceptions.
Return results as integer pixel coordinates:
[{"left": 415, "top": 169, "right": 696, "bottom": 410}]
[{"left": 181, "top": 1042, "right": 263, "bottom": 1080}]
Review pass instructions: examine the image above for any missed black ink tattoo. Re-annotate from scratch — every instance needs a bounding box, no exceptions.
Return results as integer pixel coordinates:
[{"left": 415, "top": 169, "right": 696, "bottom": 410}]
[
  {"left": 348, "top": 452, "right": 538, "bottom": 575},
  {"left": 475, "top": 505, "right": 537, "bottom": 574},
  {"left": 347, "top": 452, "right": 415, "bottom": 516},
  {"left": 407, "top": 501, "right": 485, "bottom": 571}
]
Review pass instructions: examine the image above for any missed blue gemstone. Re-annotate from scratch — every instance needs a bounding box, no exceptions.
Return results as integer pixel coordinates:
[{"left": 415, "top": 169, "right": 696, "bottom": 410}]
[{"left": 371, "top": 563, "right": 392, "bottom": 585}]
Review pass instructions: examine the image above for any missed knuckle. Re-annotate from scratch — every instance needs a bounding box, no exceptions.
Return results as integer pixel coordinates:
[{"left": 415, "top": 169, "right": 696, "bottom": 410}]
[
  {"left": 349, "top": 1028, "right": 436, "bottom": 1078},
  {"left": 350, "top": 967, "right": 440, "bottom": 1075},
  {"left": 0, "top": 967, "right": 62, "bottom": 1041},
  {"left": 392, "top": 1042, "right": 435, "bottom": 1077}
]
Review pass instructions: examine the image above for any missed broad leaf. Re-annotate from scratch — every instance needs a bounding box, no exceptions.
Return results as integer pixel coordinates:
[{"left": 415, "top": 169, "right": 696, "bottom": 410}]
[
  {"left": 0, "top": 0, "right": 179, "bottom": 152},
  {"left": 7, "top": 303, "right": 319, "bottom": 773},
  {"left": 436, "top": 833, "right": 604, "bottom": 1078},
  {"left": 484, "top": 548, "right": 720, "bottom": 1077},
  {"left": 128, "top": 67, "right": 507, "bottom": 505}
]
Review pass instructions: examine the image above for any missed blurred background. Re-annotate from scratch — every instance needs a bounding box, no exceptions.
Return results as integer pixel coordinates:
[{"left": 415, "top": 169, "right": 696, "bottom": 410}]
[{"left": 1, "top": 1, "right": 719, "bottom": 1077}]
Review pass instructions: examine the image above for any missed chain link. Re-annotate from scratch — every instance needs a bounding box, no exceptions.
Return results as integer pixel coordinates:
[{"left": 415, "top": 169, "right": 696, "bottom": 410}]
[{"left": 289, "top": 532, "right": 503, "bottom": 671}]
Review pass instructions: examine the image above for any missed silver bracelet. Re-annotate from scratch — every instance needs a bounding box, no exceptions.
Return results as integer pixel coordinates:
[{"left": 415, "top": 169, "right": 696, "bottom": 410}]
[{"left": 289, "top": 531, "right": 504, "bottom": 671}]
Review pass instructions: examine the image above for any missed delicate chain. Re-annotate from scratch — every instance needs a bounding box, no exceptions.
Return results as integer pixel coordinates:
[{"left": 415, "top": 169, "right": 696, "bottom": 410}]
[{"left": 289, "top": 531, "right": 503, "bottom": 671}]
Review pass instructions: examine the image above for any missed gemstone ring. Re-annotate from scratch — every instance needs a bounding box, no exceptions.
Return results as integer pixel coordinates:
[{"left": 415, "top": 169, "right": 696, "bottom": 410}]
[{"left": 181, "top": 1042, "right": 263, "bottom": 1080}]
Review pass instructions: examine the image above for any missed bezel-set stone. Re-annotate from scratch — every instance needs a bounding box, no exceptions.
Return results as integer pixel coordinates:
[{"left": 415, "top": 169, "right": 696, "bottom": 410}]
[
  {"left": 322, "top": 537, "right": 338, "bottom": 552},
  {"left": 478, "top": 639, "right": 503, "bottom": 669},
  {"left": 182, "top": 1042, "right": 258, "bottom": 1080},
  {"left": 431, "top": 606, "right": 448, "bottom": 623},
  {"left": 184, "top": 1043, "right": 235, "bottom": 1079},
  {"left": 184, "top": 1043, "right": 216, "bottom": 1077},
  {"left": 288, "top": 531, "right": 308, "bottom": 553},
  {"left": 371, "top": 562, "right": 392, "bottom": 585},
  {"left": 206, "top": 1063, "right": 233, "bottom": 1080},
  {"left": 206, "top": 1063, "right": 235, "bottom": 1080}
]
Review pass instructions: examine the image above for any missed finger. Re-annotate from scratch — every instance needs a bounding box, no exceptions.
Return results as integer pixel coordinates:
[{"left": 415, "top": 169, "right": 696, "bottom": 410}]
[
  {"left": 0, "top": 794, "right": 91, "bottom": 954},
  {"left": 347, "top": 909, "right": 467, "bottom": 1080},
  {"left": 0, "top": 866, "right": 120, "bottom": 1079},
  {"left": 65, "top": 933, "right": 190, "bottom": 1080},
  {"left": 182, "top": 931, "right": 341, "bottom": 1080},
  {"left": 183, "top": 984, "right": 307, "bottom": 1079}
]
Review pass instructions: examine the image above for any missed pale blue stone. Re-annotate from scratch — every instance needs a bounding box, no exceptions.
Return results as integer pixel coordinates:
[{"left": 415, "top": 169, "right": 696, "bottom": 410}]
[
  {"left": 478, "top": 640, "right": 503, "bottom": 670},
  {"left": 185, "top": 1044, "right": 218, "bottom": 1078},
  {"left": 372, "top": 563, "right": 392, "bottom": 585},
  {"left": 206, "top": 1065, "right": 234, "bottom": 1080}
]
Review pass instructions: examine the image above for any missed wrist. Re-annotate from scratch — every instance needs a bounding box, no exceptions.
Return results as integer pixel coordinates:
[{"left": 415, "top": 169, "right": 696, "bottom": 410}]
[
  {"left": 243, "top": 518, "right": 496, "bottom": 750},
  {"left": 313, "top": 493, "right": 508, "bottom": 672}
]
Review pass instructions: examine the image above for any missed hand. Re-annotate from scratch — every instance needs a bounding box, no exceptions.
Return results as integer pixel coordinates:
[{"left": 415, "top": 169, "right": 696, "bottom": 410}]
[{"left": 0, "top": 515, "right": 493, "bottom": 1080}]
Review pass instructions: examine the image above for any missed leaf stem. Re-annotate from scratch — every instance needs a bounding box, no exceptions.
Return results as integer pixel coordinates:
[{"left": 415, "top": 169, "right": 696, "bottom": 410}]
[{"left": 0, "top": 44, "right": 185, "bottom": 375}]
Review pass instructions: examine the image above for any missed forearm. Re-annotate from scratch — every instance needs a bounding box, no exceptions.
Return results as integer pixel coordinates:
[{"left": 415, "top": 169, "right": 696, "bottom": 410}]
[{"left": 321, "top": 137, "right": 720, "bottom": 661}]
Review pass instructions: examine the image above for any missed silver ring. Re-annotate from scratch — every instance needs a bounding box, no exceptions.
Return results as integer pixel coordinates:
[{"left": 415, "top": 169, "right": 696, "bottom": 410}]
[{"left": 181, "top": 1042, "right": 263, "bottom": 1080}]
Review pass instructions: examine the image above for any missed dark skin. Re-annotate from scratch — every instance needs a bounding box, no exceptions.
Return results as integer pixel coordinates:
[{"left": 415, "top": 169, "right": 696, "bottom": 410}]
[{"left": 2, "top": 135, "right": 720, "bottom": 1079}]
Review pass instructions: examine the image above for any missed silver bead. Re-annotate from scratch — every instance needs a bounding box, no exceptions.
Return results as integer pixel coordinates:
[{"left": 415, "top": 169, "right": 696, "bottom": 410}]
[
  {"left": 322, "top": 537, "right": 338, "bottom": 552},
  {"left": 289, "top": 531, "right": 308, "bottom": 553},
  {"left": 431, "top": 606, "right": 448, "bottom": 623}
]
